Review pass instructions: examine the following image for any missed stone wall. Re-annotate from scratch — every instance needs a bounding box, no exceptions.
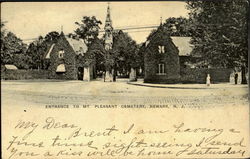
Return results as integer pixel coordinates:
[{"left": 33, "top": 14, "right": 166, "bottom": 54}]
[{"left": 180, "top": 68, "right": 233, "bottom": 84}]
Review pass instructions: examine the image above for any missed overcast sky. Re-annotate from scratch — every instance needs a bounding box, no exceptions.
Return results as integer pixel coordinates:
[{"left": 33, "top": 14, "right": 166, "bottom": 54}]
[{"left": 1, "top": 2, "right": 189, "bottom": 44}]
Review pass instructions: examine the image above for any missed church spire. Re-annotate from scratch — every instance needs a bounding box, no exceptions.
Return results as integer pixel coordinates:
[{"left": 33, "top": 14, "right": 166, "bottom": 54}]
[
  {"left": 104, "top": 3, "right": 113, "bottom": 50},
  {"left": 104, "top": 2, "right": 113, "bottom": 31}
]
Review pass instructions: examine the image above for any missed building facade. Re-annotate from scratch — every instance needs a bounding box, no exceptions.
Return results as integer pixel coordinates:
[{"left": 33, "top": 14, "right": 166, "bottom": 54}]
[
  {"left": 45, "top": 32, "right": 94, "bottom": 80},
  {"left": 143, "top": 27, "right": 233, "bottom": 84},
  {"left": 144, "top": 25, "right": 181, "bottom": 83}
]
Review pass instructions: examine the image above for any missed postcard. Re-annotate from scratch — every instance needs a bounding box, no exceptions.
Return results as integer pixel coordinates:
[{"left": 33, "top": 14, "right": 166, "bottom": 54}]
[{"left": 1, "top": 1, "right": 249, "bottom": 159}]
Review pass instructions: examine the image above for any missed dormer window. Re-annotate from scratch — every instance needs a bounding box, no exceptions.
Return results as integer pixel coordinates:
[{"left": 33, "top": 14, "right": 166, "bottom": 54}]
[
  {"left": 58, "top": 50, "right": 64, "bottom": 58},
  {"left": 158, "top": 46, "right": 165, "bottom": 53}
]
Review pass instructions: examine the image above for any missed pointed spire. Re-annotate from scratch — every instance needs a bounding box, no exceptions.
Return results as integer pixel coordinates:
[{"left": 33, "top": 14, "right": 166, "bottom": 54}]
[
  {"left": 104, "top": 2, "right": 113, "bottom": 51},
  {"left": 106, "top": 2, "right": 112, "bottom": 23},
  {"left": 104, "top": 2, "right": 113, "bottom": 31},
  {"left": 160, "top": 17, "right": 163, "bottom": 26},
  {"left": 61, "top": 25, "right": 63, "bottom": 32}
]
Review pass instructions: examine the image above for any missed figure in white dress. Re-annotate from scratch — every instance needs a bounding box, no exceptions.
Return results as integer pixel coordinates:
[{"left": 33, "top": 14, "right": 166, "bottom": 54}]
[{"left": 206, "top": 74, "right": 211, "bottom": 86}]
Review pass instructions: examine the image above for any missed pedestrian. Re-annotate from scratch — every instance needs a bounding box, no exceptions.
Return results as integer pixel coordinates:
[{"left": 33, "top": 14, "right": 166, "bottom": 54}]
[
  {"left": 234, "top": 73, "right": 238, "bottom": 85},
  {"left": 206, "top": 74, "right": 211, "bottom": 86}
]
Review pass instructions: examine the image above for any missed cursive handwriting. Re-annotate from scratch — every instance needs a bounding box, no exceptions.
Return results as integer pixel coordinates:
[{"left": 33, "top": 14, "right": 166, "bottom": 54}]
[{"left": 5, "top": 117, "right": 247, "bottom": 158}]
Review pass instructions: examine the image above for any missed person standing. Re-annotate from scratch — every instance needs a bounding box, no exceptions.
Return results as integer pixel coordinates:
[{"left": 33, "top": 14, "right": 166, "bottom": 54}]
[{"left": 206, "top": 74, "right": 211, "bottom": 86}]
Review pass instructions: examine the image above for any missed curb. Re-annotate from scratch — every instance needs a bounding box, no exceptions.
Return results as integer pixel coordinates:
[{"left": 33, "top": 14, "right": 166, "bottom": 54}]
[{"left": 127, "top": 82, "right": 215, "bottom": 89}]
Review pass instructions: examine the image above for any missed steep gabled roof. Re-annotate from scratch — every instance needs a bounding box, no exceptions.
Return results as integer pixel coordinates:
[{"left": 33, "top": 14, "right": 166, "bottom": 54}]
[
  {"left": 65, "top": 37, "right": 88, "bottom": 55},
  {"left": 44, "top": 35, "right": 88, "bottom": 59},
  {"left": 145, "top": 24, "right": 193, "bottom": 56},
  {"left": 171, "top": 36, "right": 193, "bottom": 56}
]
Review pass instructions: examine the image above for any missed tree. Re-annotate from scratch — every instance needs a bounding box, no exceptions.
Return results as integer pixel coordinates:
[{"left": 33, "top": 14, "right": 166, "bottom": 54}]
[
  {"left": 76, "top": 37, "right": 106, "bottom": 77},
  {"left": 112, "top": 30, "right": 140, "bottom": 77},
  {"left": 1, "top": 31, "right": 28, "bottom": 68},
  {"left": 75, "top": 16, "right": 102, "bottom": 45},
  {"left": 187, "top": 0, "right": 248, "bottom": 84},
  {"left": 163, "top": 17, "right": 192, "bottom": 36},
  {"left": 26, "top": 39, "right": 44, "bottom": 69},
  {"left": 74, "top": 16, "right": 104, "bottom": 77},
  {"left": 1, "top": 22, "right": 6, "bottom": 63},
  {"left": 26, "top": 32, "right": 61, "bottom": 70},
  {"left": 86, "top": 38, "right": 106, "bottom": 74},
  {"left": 44, "top": 31, "right": 60, "bottom": 44}
]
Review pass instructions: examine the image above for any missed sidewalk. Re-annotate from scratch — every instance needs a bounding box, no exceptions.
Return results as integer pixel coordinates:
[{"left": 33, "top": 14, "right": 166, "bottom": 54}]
[{"left": 127, "top": 79, "right": 248, "bottom": 89}]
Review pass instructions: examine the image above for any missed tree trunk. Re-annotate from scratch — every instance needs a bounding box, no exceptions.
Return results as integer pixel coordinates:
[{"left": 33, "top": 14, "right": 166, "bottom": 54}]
[{"left": 241, "top": 66, "right": 247, "bottom": 84}]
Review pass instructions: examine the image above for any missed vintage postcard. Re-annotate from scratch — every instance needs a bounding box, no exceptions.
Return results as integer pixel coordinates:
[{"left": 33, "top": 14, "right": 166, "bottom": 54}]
[{"left": 1, "top": 1, "right": 249, "bottom": 159}]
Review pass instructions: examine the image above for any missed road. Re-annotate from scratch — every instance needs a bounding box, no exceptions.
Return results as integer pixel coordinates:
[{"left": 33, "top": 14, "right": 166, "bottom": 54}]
[{"left": 1, "top": 79, "right": 248, "bottom": 108}]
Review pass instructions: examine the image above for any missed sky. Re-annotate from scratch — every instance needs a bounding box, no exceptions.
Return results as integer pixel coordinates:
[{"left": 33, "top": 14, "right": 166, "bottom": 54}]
[{"left": 1, "top": 2, "right": 189, "bottom": 44}]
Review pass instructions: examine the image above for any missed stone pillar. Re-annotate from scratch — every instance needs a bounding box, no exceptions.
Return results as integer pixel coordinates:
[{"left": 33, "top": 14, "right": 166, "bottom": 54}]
[
  {"left": 89, "top": 65, "right": 93, "bottom": 80},
  {"left": 105, "top": 70, "right": 113, "bottom": 82},
  {"left": 83, "top": 66, "right": 90, "bottom": 82},
  {"left": 129, "top": 68, "right": 137, "bottom": 82}
]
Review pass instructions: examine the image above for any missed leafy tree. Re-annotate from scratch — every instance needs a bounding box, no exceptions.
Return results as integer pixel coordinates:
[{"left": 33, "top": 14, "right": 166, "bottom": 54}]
[
  {"left": 1, "top": 31, "right": 27, "bottom": 68},
  {"left": 26, "top": 38, "right": 46, "bottom": 69},
  {"left": 187, "top": 0, "right": 248, "bottom": 84},
  {"left": 1, "top": 22, "right": 6, "bottom": 63},
  {"left": 26, "top": 32, "right": 60, "bottom": 70},
  {"left": 74, "top": 16, "right": 103, "bottom": 76},
  {"left": 76, "top": 37, "right": 106, "bottom": 77},
  {"left": 13, "top": 53, "right": 30, "bottom": 69},
  {"left": 86, "top": 38, "right": 106, "bottom": 73},
  {"left": 44, "top": 31, "right": 60, "bottom": 44},
  {"left": 112, "top": 30, "right": 140, "bottom": 77},
  {"left": 75, "top": 16, "right": 102, "bottom": 45},
  {"left": 163, "top": 17, "right": 192, "bottom": 36}
]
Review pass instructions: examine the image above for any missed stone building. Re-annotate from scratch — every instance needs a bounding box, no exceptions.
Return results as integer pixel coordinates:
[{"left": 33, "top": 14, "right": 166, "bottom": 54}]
[
  {"left": 143, "top": 26, "right": 233, "bottom": 84},
  {"left": 144, "top": 25, "right": 181, "bottom": 83},
  {"left": 44, "top": 32, "right": 95, "bottom": 80}
]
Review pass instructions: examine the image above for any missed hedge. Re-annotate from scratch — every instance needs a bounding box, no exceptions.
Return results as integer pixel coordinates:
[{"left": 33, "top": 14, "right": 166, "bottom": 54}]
[{"left": 1, "top": 69, "right": 49, "bottom": 80}]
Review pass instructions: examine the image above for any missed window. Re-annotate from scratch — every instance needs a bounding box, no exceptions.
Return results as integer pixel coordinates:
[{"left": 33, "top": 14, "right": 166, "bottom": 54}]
[
  {"left": 157, "top": 63, "right": 166, "bottom": 75},
  {"left": 58, "top": 50, "right": 64, "bottom": 58},
  {"left": 158, "top": 46, "right": 165, "bottom": 54},
  {"left": 105, "top": 44, "right": 112, "bottom": 50},
  {"left": 56, "top": 64, "right": 66, "bottom": 73}
]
